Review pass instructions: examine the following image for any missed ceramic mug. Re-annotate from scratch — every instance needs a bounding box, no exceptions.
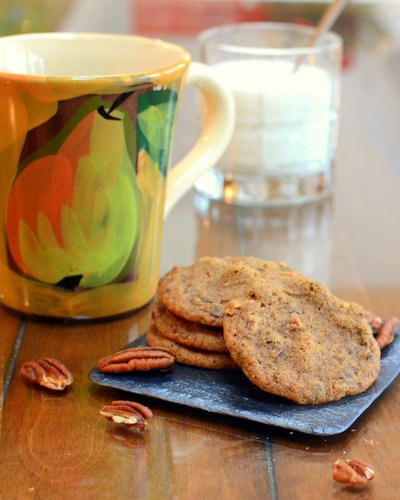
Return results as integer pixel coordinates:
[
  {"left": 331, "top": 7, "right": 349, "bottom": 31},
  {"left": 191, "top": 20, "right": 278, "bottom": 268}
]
[{"left": 0, "top": 33, "right": 234, "bottom": 319}]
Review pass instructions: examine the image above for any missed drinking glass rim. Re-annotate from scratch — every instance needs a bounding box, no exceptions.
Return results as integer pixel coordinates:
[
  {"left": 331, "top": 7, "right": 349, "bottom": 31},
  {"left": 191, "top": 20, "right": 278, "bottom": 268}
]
[{"left": 198, "top": 22, "right": 342, "bottom": 56}]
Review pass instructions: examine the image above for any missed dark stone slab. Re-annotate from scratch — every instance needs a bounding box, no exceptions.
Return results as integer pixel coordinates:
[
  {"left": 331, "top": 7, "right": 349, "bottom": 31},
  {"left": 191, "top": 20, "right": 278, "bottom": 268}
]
[{"left": 89, "top": 334, "right": 400, "bottom": 436}]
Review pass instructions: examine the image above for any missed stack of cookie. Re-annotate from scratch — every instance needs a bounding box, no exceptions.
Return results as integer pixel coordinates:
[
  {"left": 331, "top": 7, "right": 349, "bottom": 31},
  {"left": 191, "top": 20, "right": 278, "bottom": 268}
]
[
  {"left": 147, "top": 256, "right": 381, "bottom": 405},
  {"left": 148, "top": 301, "right": 236, "bottom": 369},
  {"left": 147, "top": 256, "right": 295, "bottom": 370}
]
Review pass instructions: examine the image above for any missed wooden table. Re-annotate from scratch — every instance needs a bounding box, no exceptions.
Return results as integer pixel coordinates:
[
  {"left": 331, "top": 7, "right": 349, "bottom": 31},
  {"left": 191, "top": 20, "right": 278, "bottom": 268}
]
[{"left": 1, "top": 27, "right": 400, "bottom": 500}]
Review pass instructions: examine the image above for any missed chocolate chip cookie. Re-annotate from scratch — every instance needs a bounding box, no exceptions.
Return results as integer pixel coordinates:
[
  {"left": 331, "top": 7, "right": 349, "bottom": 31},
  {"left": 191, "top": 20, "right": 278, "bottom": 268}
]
[
  {"left": 146, "top": 324, "right": 237, "bottom": 370},
  {"left": 223, "top": 276, "right": 381, "bottom": 405},
  {"left": 157, "top": 256, "right": 292, "bottom": 327},
  {"left": 152, "top": 301, "right": 227, "bottom": 352}
]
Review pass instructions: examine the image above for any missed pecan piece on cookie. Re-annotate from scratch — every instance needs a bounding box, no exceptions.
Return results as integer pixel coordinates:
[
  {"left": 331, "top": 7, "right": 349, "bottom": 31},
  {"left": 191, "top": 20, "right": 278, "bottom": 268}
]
[
  {"left": 100, "top": 400, "right": 153, "bottom": 431},
  {"left": 20, "top": 357, "right": 73, "bottom": 391},
  {"left": 365, "top": 310, "right": 383, "bottom": 333},
  {"left": 97, "top": 346, "right": 175, "bottom": 373}
]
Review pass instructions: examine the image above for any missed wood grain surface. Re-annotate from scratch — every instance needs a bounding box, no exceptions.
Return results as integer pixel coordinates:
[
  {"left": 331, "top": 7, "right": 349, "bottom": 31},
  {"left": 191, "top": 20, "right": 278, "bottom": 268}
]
[{"left": 1, "top": 25, "right": 400, "bottom": 500}]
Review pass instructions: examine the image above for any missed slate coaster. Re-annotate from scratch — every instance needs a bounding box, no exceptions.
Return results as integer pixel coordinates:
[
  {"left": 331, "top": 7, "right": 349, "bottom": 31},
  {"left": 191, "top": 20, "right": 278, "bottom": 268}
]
[{"left": 89, "top": 335, "right": 400, "bottom": 436}]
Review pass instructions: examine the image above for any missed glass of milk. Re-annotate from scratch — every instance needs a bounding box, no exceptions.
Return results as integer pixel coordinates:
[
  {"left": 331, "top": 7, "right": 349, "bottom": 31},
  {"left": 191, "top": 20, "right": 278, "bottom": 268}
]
[{"left": 194, "top": 22, "right": 343, "bottom": 206}]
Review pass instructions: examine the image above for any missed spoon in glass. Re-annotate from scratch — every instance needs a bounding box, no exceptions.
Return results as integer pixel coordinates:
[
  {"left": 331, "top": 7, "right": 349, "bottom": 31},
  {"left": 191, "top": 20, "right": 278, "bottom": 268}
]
[
  {"left": 307, "top": 0, "right": 350, "bottom": 47},
  {"left": 294, "top": 0, "right": 350, "bottom": 71}
]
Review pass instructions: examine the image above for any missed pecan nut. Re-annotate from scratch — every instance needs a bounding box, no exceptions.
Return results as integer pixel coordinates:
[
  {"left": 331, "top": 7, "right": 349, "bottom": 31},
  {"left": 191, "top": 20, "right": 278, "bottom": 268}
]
[
  {"left": 375, "top": 316, "right": 400, "bottom": 350},
  {"left": 100, "top": 400, "right": 153, "bottom": 431},
  {"left": 97, "top": 346, "right": 175, "bottom": 373},
  {"left": 20, "top": 357, "right": 73, "bottom": 390},
  {"left": 333, "top": 459, "right": 375, "bottom": 485},
  {"left": 365, "top": 310, "right": 383, "bottom": 333},
  {"left": 286, "top": 313, "right": 303, "bottom": 332}
]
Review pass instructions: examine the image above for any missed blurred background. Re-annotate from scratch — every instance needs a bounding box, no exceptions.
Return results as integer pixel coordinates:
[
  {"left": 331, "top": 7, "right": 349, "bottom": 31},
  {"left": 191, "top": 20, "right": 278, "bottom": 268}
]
[
  {"left": 1, "top": 0, "right": 399, "bottom": 292},
  {"left": 1, "top": 0, "right": 400, "bottom": 70}
]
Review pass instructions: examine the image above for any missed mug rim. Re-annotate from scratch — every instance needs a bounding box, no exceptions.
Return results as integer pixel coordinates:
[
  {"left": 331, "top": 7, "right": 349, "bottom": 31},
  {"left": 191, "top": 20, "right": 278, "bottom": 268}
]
[
  {"left": 0, "top": 32, "right": 192, "bottom": 83},
  {"left": 198, "top": 22, "right": 342, "bottom": 57}
]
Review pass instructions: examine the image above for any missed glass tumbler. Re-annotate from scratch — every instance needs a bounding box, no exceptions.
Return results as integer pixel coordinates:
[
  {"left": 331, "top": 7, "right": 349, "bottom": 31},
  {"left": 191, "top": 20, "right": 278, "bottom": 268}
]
[{"left": 195, "top": 22, "right": 343, "bottom": 207}]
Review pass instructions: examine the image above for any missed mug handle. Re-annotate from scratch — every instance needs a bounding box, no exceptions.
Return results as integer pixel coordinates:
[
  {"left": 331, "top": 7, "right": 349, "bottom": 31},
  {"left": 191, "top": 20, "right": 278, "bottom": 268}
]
[{"left": 164, "top": 61, "right": 234, "bottom": 216}]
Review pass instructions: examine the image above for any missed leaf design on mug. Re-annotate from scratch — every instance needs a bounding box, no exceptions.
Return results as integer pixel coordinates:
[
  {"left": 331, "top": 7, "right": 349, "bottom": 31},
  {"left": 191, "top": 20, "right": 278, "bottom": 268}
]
[
  {"left": 137, "top": 89, "right": 178, "bottom": 175},
  {"left": 7, "top": 104, "right": 140, "bottom": 288},
  {"left": 132, "top": 149, "right": 166, "bottom": 297}
]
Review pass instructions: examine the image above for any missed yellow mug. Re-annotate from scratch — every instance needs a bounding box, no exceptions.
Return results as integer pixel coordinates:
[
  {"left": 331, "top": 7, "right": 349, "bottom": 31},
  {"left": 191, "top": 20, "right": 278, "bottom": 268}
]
[{"left": 0, "top": 33, "right": 234, "bottom": 319}]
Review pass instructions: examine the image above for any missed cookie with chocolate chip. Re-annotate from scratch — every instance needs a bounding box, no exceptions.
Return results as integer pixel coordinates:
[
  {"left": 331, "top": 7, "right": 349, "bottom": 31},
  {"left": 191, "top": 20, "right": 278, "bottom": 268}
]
[
  {"left": 146, "top": 324, "right": 237, "bottom": 370},
  {"left": 223, "top": 276, "right": 381, "bottom": 405},
  {"left": 152, "top": 301, "right": 227, "bottom": 352},
  {"left": 157, "top": 256, "right": 292, "bottom": 327}
]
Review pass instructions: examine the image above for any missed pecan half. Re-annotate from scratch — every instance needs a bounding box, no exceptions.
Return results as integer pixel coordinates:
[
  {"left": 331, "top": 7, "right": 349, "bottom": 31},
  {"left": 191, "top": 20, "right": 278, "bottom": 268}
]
[
  {"left": 375, "top": 316, "right": 400, "bottom": 350},
  {"left": 333, "top": 459, "right": 375, "bottom": 485},
  {"left": 286, "top": 313, "right": 303, "bottom": 332},
  {"left": 20, "top": 357, "right": 73, "bottom": 390},
  {"left": 97, "top": 346, "right": 175, "bottom": 373},
  {"left": 365, "top": 310, "right": 383, "bottom": 333},
  {"left": 100, "top": 400, "right": 153, "bottom": 431}
]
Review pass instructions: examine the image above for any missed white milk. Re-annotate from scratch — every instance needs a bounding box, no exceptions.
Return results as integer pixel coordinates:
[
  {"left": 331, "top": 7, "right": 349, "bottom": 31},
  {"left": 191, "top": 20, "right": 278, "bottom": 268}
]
[{"left": 212, "top": 60, "right": 335, "bottom": 176}]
